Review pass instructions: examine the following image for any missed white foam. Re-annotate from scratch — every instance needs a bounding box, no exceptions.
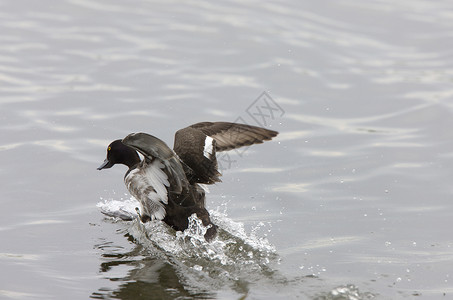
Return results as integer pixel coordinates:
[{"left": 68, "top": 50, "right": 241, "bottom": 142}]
[
  {"left": 209, "top": 210, "right": 276, "bottom": 253},
  {"left": 97, "top": 197, "right": 139, "bottom": 218}
]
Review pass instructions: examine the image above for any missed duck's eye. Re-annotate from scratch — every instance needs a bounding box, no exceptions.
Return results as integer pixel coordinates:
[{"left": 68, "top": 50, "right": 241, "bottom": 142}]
[{"left": 108, "top": 146, "right": 111, "bottom": 151}]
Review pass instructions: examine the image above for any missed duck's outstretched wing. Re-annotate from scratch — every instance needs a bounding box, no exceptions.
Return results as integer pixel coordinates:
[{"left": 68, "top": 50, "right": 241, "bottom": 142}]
[
  {"left": 122, "top": 132, "right": 189, "bottom": 194},
  {"left": 189, "top": 121, "right": 279, "bottom": 151},
  {"left": 174, "top": 122, "right": 278, "bottom": 184}
]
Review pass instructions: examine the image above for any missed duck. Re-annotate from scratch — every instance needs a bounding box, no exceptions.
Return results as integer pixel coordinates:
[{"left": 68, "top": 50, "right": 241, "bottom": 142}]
[{"left": 97, "top": 121, "right": 278, "bottom": 241}]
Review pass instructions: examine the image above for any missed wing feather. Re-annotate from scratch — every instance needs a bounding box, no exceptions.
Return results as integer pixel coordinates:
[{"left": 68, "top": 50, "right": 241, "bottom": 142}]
[
  {"left": 122, "top": 132, "right": 189, "bottom": 193},
  {"left": 189, "top": 121, "right": 278, "bottom": 151},
  {"left": 174, "top": 122, "right": 278, "bottom": 184},
  {"left": 124, "top": 160, "right": 171, "bottom": 220}
]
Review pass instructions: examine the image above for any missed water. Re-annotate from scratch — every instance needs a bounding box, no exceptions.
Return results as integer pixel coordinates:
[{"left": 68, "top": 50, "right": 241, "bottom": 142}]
[{"left": 1, "top": 0, "right": 453, "bottom": 298}]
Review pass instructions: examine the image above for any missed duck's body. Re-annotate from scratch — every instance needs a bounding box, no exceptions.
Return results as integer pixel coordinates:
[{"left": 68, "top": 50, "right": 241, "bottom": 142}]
[
  {"left": 98, "top": 122, "right": 278, "bottom": 241},
  {"left": 124, "top": 152, "right": 214, "bottom": 238}
]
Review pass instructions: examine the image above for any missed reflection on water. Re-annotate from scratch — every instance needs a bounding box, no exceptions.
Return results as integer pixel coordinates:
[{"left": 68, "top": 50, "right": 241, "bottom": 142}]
[
  {"left": 1, "top": 0, "right": 453, "bottom": 298},
  {"left": 92, "top": 237, "right": 214, "bottom": 300}
]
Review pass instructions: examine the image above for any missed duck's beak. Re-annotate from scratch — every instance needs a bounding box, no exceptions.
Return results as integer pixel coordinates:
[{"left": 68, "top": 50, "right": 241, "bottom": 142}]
[{"left": 97, "top": 158, "right": 112, "bottom": 170}]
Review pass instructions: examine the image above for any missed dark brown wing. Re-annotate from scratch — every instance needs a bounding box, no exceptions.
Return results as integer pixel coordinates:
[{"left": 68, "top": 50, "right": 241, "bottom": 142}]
[
  {"left": 189, "top": 121, "right": 278, "bottom": 151},
  {"left": 174, "top": 122, "right": 278, "bottom": 184}
]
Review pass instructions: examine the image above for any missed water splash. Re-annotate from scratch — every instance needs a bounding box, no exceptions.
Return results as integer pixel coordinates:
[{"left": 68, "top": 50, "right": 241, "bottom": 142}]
[
  {"left": 97, "top": 197, "right": 278, "bottom": 277},
  {"left": 314, "top": 284, "right": 375, "bottom": 300}
]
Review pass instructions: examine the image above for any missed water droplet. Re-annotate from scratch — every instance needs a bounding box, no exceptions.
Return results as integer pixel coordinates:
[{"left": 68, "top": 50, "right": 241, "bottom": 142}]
[{"left": 193, "top": 265, "right": 203, "bottom": 271}]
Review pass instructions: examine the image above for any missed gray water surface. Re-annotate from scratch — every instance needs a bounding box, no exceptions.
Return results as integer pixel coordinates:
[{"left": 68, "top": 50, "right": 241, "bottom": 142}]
[{"left": 1, "top": 0, "right": 453, "bottom": 299}]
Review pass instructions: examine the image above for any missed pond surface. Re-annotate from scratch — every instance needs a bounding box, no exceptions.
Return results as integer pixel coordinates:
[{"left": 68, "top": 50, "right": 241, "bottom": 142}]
[{"left": 1, "top": 0, "right": 453, "bottom": 299}]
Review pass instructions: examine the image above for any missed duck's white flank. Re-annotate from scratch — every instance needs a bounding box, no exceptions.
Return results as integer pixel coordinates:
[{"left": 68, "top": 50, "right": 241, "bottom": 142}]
[
  {"left": 124, "top": 159, "right": 170, "bottom": 220},
  {"left": 203, "top": 136, "right": 214, "bottom": 159}
]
